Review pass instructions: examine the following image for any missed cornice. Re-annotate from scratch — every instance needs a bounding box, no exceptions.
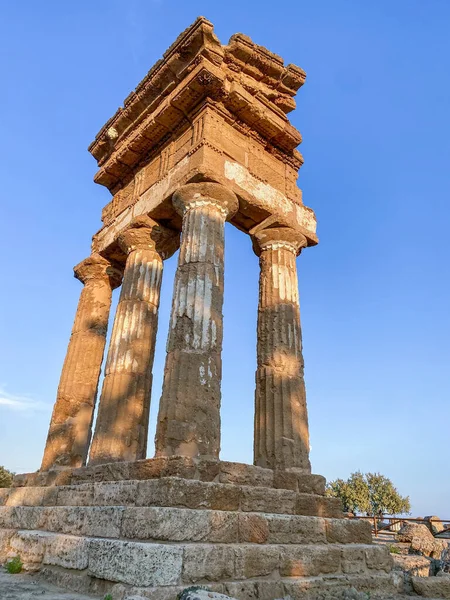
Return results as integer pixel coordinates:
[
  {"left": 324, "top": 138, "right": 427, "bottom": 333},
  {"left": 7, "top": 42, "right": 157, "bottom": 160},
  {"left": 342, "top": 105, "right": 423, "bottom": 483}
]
[{"left": 88, "top": 17, "right": 307, "bottom": 192}]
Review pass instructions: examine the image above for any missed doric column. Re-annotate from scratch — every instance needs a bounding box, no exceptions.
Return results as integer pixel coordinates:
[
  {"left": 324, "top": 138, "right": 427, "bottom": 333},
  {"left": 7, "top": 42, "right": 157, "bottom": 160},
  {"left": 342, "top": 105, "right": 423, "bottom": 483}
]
[
  {"left": 88, "top": 216, "right": 179, "bottom": 465},
  {"left": 252, "top": 226, "right": 311, "bottom": 472},
  {"left": 41, "top": 254, "right": 122, "bottom": 471},
  {"left": 155, "top": 182, "right": 238, "bottom": 459}
]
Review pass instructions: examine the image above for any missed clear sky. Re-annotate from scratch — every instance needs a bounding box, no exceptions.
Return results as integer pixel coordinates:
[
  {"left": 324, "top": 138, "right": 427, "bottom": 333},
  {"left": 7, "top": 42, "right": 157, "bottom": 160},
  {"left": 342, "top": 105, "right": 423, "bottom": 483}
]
[{"left": 0, "top": 0, "right": 449, "bottom": 517}]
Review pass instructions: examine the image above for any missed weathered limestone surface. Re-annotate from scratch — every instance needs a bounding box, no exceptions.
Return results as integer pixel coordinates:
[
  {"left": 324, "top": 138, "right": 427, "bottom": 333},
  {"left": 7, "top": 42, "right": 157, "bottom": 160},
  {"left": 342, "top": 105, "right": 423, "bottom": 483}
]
[
  {"left": 12, "top": 458, "right": 327, "bottom": 494},
  {"left": 0, "top": 467, "right": 395, "bottom": 599},
  {"left": 0, "top": 527, "right": 393, "bottom": 589},
  {"left": 89, "top": 217, "right": 179, "bottom": 465},
  {"left": 41, "top": 254, "right": 122, "bottom": 471},
  {"left": 412, "top": 574, "right": 450, "bottom": 599},
  {"left": 0, "top": 571, "right": 98, "bottom": 600},
  {"left": 252, "top": 226, "right": 311, "bottom": 472},
  {"left": 0, "top": 506, "right": 370, "bottom": 544},
  {"left": 155, "top": 183, "right": 238, "bottom": 459},
  {"left": 396, "top": 522, "right": 447, "bottom": 559}
]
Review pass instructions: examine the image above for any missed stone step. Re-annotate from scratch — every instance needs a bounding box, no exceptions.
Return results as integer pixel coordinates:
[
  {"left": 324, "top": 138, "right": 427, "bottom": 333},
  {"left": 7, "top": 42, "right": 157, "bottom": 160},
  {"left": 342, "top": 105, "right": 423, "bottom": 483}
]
[
  {"left": 40, "top": 566, "right": 397, "bottom": 600},
  {"left": 411, "top": 574, "right": 450, "bottom": 598},
  {"left": 1, "top": 477, "right": 343, "bottom": 518},
  {"left": 0, "top": 506, "right": 372, "bottom": 545},
  {"left": 12, "top": 457, "right": 326, "bottom": 495},
  {"left": 0, "top": 529, "right": 393, "bottom": 588}
]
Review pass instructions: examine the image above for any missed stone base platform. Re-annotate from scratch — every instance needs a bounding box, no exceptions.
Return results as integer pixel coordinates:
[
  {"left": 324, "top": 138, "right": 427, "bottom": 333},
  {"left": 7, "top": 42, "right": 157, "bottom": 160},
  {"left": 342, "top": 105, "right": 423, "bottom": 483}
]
[{"left": 0, "top": 459, "right": 396, "bottom": 599}]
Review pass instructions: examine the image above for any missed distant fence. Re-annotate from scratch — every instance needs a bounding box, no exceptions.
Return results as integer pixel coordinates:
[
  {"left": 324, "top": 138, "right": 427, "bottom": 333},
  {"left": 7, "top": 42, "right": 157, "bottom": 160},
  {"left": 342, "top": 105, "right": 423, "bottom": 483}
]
[{"left": 350, "top": 515, "right": 450, "bottom": 538}]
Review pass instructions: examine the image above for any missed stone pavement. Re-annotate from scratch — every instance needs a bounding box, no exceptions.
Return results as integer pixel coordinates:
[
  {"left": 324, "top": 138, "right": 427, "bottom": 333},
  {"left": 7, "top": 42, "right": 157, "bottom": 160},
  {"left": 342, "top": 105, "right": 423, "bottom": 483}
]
[{"left": 0, "top": 570, "right": 97, "bottom": 600}]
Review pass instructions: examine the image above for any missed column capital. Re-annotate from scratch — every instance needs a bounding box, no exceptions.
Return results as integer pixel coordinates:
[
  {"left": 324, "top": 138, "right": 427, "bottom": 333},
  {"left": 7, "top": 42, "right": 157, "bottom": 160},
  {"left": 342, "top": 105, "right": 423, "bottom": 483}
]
[
  {"left": 173, "top": 182, "right": 238, "bottom": 220},
  {"left": 117, "top": 215, "right": 179, "bottom": 259},
  {"left": 252, "top": 227, "right": 307, "bottom": 257},
  {"left": 74, "top": 253, "right": 122, "bottom": 289}
]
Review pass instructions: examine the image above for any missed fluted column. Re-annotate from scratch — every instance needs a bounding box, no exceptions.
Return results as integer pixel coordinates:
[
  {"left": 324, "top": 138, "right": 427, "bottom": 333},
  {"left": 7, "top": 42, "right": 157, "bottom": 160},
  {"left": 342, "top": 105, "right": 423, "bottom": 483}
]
[
  {"left": 88, "top": 216, "right": 179, "bottom": 465},
  {"left": 41, "top": 254, "right": 122, "bottom": 471},
  {"left": 155, "top": 182, "right": 238, "bottom": 459},
  {"left": 252, "top": 227, "right": 311, "bottom": 472}
]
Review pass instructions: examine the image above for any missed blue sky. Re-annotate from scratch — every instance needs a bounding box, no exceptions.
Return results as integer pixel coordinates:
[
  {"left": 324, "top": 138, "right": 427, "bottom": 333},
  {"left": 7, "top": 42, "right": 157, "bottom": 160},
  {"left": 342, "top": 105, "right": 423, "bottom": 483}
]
[{"left": 0, "top": 0, "right": 449, "bottom": 516}]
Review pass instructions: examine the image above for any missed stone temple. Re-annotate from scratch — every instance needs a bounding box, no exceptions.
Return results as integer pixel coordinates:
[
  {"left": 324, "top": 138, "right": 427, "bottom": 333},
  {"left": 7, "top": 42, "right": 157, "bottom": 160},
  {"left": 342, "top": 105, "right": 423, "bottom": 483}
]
[{"left": 0, "top": 18, "right": 395, "bottom": 599}]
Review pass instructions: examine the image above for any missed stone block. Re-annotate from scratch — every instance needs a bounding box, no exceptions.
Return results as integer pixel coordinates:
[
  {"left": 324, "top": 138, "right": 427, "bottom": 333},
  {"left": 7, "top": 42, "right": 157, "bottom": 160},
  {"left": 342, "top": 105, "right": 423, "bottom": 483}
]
[
  {"left": 281, "top": 573, "right": 396, "bottom": 599},
  {"left": 6, "top": 487, "right": 42, "bottom": 507},
  {"left": 71, "top": 466, "right": 96, "bottom": 484},
  {"left": 94, "top": 461, "right": 131, "bottom": 482},
  {"left": 273, "top": 471, "right": 298, "bottom": 491},
  {"left": 238, "top": 513, "right": 269, "bottom": 544},
  {"left": 411, "top": 574, "right": 450, "bottom": 598},
  {"left": 40, "top": 565, "right": 113, "bottom": 597},
  {"left": 273, "top": 472, "right": 326, "bottom": 495},
  {"left": 45, "top": 506, "right": 86, "bottom": 535},
  {"left": 0, "top": 488, "right": 9, "bottom": 505},
  {"left": 127, "top": 458, "right": 167, "bottom": 481},
  {"left": 223, "top": 581, "right": 258, "bottom": 600},
  {"left": 11, "top": 473, "right": 32, "bottom": 487},
  {"left": 45, "top": 506, "right": 124, "bottom": 538},
  {"left": 136, "top": 478, "right": 205, "bottom": 508},
  {"left": 163, "top": 456, "right": 197, "bottom": 479},
  {"left": 136, "top": 478, "right": 240, "bottom": 511},
  {"left": 255, "top": 581, "right": 285, "bottom": 600},
  {"left": 341, "top": 546, "right": 367, "bottom": 574},
  {"left": 10, "top": 530, "right": 53, "bottom": 566},
  {"left": 0, "top": 529, "right": 15, "bottom": 562},
  {"left": 266, "top": 514, "right": 327, "bottom": 544},
  {"left": 234, "top": 545, "right": 280, "bottom": 579},
  {"left": 57, "top": 484, "right": 94, "bottom": 506},
  {"left": 34, "top": 470, "right": 51, "bottom": 486},
  {"left": 42, "top": 487, "right": 59, "bottom": 506},
  {"left": 12, "top": 507, "right": 48, "bottom": 530},
  {"left": 85, "top": 506, "right": 124, "bottom": 538},
  {"left": 88, "top": 539, "right": 183, "bottom": 586},
  {"left": 392, "top": 554, "right": 431, "bottom": 578},
  {"left": 296, "top": 493, "right": 342, "bottom": 517},
  {"left": 182, "top": 544, "right": 235, "bottom": 583},
  {"left": 0, "top": 507, "right": 16, "bottom": 528},
  {"left": 121, "top": 507, "right": 238, "bottom": 543},
  {"left": 51, "top": 469, "right": 75, "bottom": 487},
  {"left": 130, "top": 456, "right": 200, "bottom": 482},
  {"left": 240, "top": 487, "right": 296, "bottom": 514},
  {"left": 297, "top": 474, "right": 326, "bottom": 495},
  {"left": 196, "top": 458, "right": 221, "bottom": 482},
  {"left": 218, "top": 462, "right": 273, "bottom": 488},
  {"left": 94, "top": 481, "right": 138, "bottom": 506},
  {"left": 44, "top": 533, "right": 90, "bottom": 570},
  {"left": 325, "top": 518, "right": 372, "bottom": 544},
  {"left": 364, "top": 545, "right": 393, "bottom": 572},
  {"left": 208, "top": 482, "right": 241, "bottom": 511},
  {"left": 279, "top": 544, "right": 341, "bottom": 577}
]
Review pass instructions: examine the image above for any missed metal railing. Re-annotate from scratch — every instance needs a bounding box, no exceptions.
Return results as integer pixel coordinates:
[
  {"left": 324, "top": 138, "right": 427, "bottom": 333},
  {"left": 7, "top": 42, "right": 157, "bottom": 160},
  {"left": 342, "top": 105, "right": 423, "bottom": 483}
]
[{"left": 350, "top": 515, "right": 450, "bottom": 538}]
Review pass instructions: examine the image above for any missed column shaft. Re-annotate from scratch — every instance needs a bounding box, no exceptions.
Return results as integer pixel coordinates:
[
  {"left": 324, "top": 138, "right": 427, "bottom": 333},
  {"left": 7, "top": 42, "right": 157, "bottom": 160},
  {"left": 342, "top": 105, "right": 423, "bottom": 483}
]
[
  {"left": 253, "top": 230, "right": 311, "bottom": 472},
  {"left": 89, "top": 249, "right": 162, "bottom": 464},
  {"left": 89, "top": 216, "right": 178, "bottom": 465},
  {"left": 155, "top": 183, "right": 238, "bottom": 459},
  {"left": 41, "top": 255, "right": 120, "bottom": 471}
]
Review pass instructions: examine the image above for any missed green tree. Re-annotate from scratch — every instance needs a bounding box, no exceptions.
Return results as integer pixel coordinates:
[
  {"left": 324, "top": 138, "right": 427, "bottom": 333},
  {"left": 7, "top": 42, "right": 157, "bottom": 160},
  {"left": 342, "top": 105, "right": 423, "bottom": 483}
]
[
  {"left": 0, "top": 466, "right": 14, "bottom": 488},
  {"left": 326, "top": 471, "right": 411, "bottom": 516}
]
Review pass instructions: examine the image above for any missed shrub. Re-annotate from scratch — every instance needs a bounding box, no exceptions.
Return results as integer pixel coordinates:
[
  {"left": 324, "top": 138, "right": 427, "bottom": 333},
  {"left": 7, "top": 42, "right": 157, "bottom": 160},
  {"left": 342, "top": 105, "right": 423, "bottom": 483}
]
[
  {"left": 5, "top": 555, "right": 23, "bottom": 574},
  {"left": 0, "top": 466, "right": 14, "bottom": 488}
]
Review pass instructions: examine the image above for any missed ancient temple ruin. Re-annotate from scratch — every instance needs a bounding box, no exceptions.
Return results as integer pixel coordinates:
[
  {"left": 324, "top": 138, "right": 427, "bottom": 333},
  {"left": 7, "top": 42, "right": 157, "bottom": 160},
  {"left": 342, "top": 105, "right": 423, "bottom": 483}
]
[{"left": 0, "top": 18, "right": 395, "bottom": 599}]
